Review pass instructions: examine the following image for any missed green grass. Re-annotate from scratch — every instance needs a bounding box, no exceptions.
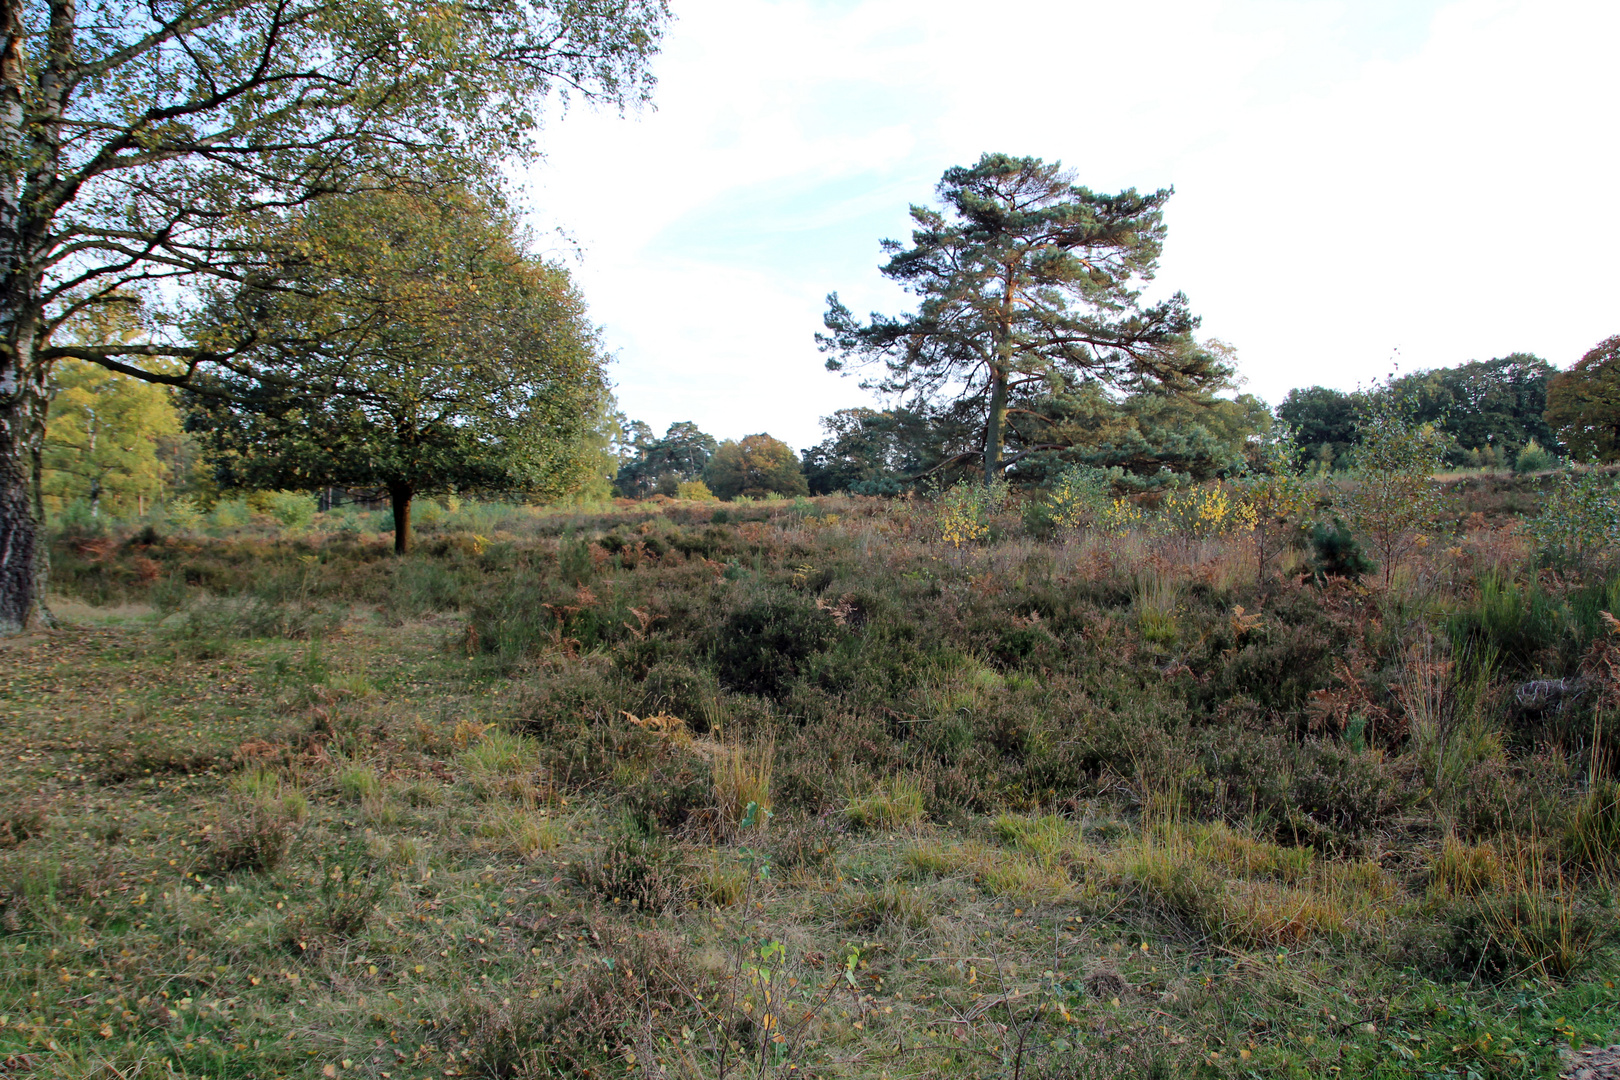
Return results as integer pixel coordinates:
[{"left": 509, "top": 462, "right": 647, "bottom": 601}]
[{"left": 6, "top": 495, "right": 1620, "bottom": 1079}]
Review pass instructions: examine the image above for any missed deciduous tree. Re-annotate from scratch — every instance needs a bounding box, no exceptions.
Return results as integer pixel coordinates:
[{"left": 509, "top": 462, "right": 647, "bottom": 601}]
[
  {"left": 705, "top": 434, "right": 807, "bottom": 501},
  {"left": 0, "top": 0, "right": 667, "bottom": 629},
  {"left": 187, "top": 188, "right": 608, "bottom": 553},
  {"left": 43, "top": 359, "right": 178, "bottom": 517},
  {"left": 1545, "top": 336, "right": 1620, "bottom": 462}
]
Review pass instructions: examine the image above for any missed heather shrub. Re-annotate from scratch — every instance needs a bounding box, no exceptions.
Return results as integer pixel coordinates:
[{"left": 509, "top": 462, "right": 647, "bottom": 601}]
[{"left": 712, "top": 589, "right": 839, "bottom": 698}]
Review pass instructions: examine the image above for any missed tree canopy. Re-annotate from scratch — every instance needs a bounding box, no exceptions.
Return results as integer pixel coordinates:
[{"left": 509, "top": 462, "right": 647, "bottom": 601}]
[
  {"left": 614, "top": 421, "right": 719, "bottom": 498},
  {"left": 186, "top": 187, "right": 608, "bottom": 552},
  {"left": 1393, "top": 354, "right": 1556, "bottom": 466},
  {"left": 819, "top": 153, "right": 1224, "bottom": 485},
  {"left": 0, "top": 0, "right": 667, "bottom": 628},
  {"left": 1545, "top": 336, "right": 1620, "bottom": 462},
  {"left": 1279, "top": 386, "right": 1360, "bottom": 470},
  {"left": 705, "top": 434, "right": 807, "bottom": 500},
  {"left": 43, "top": 360, "right": 179, "bottom": 518}
]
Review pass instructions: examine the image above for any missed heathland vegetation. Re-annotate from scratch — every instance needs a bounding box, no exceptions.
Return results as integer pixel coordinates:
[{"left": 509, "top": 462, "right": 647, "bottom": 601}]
[
  {"left": 6, "top": 450, "right": 1620, "bottom": 1077},
  {"left": 6, "top": 24, "right": 1620, "bottom": 1073}
]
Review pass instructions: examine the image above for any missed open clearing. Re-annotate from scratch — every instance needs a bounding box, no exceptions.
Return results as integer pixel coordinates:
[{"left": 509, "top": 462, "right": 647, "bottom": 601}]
[{"left": 3, "top": 490, "right": 1618, "bottom": 1079}]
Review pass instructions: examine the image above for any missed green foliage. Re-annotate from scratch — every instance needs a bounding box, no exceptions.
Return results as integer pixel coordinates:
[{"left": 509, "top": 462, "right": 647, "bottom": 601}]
[
  {"left": 0, "top": 0, "right": 670, "bottom": 630},
  {"left": 1308, "top": 518, "right": 1376, "bottom": 581},
  {"left": 935, "top": 477, "right": 1011, "bottom": 546},
  {"left": 1545, "top": 335, "right": 1620, "bottom": 461},
  {"left": 1526, "top": 466, "right": 1620, "bottom": 562},
  {"left": 675, "top": 479, "right": 718, "bottom": 501},
  {"left": 1284, "top": 355, "right": 1557, "bottom": 471},
  {"left": 615, "top": 421, "right": 719, "bottom": 499},
  {"left": 1393, "top": 354, "right": 1558, "bottom": 466},
  {"left": 802, "top": 406, "right": 939, "bottom": 495},
  {"left": 43, "top": 359, "right": 182, "bottom": 519},
  {"left": 1014, "top": 377, "right": 1268, "bottom": 489},
  {"left": 712, "top": 591, "right": 838, "bottom": 698},
  {"left": 188, "top": 187, "right": 610, "bottom": 554},
  {"left": 821, "top": 153, "right": 1223, "bottom": 483},
  {"left": 1152, "top": 483, "right": 1252, "bottom": 539},
  {"left": 1044, "top": 464, "right": 1118, "bottom": 531},
  {"left": 259, "top": 491, "right": 317, "bottom": 530},
  {"left": 1279, "top": 386, "right": 1359, "bottom": 471},
  {"left": 704, "top": 434, "right": 808, "bottom": 500},
  {"left": 1339, "top": 394, "right": 1449, "bottom": 588},
  {"left": 1514, "top": 438, "right": 1556, "bottom": 474},
  {"left": 1233, "top": 430, "right": 1316, "bottom": 582}
]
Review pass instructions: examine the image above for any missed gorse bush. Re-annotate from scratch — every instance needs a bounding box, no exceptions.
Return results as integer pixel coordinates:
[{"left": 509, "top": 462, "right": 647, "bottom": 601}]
[
  {"left": 1045, "top": 464, "right": 1118, "bottom": 531},
  {"left": 934, "top": 478, "right": 1010, "bottom": 546},
  {"left": 1154, "top": 483, "right": 1253, "bottom": 539}
]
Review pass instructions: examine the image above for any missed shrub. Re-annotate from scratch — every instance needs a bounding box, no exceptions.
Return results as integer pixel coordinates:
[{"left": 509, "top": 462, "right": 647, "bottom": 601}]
[
  {"left": 260, "top": 490, "right": 318, "bottom": 529},
  {"left": 639, "top": 661, "right": 722, "bottom": 732},
  {"left": 767, "top": 813, "right": 842, "bottom": 875},
  {"left": 934, "top": 478, "right": 1009, "bottom": 547},
  {"left": 1527, "top": 466, "right": 1620, "bottom": 562},
  {"left": 676, "top": 479, "right": 718, "bottom": 501},
  {"left": 1045, "top": 465, "right": 1118, "bottom": 532},
  {"left": 1154, "top": 483, "right": 1254, "bottom": 539},
  {"left": 1339, "top": 396, "right": 1448, "bottom": 589},
  {"left": 712, "top": 591, "right": 838, "bottom": 698},
  {"left": 574, "top": 831, "right": 684, "bottom": 912},
  {"left": 1308, "top": 518, "right": 1375, "bottom": 581},
  {"left": 1514, "top": 439, "right": 1555, "bottom": 474}
]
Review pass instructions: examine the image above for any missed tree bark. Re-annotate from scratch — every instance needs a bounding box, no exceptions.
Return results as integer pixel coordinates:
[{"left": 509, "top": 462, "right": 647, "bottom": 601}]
[
  {"left": 389, "top": 482, "right": 413, "bottom": 554},
  {"left": 983, "top": 366, "right": 1009, "bottom": 484}
]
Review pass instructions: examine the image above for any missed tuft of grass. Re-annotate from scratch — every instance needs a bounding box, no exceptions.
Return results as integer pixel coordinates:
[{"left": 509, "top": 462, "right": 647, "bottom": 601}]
[
  {"left": 209, "top": 795, "right": 293, "bottom": 872},
  {"left": 461, "top": 727, "right": 538, "bottom": 775},
  {"left": 694, "top": 858, "right": 750, "bottom": 907},
  {"left": 1469, "top": 837, "right": 1600, "bottom": 980},
  {"left": 846, "top": 776, "right": 925, "bottom": 830},
  {"left": 712, "top": 736, "right": 773, "bottom": 830},
  {"left": 992, "top": 812, "right": 1079, "bottom": 861},
  {"left": 1564, "top": 778, "right": 1620, "bottom": 872},
  {"left": 337, "top": 764, "right": 381, "bottom": 802},
  {"left": 1430, "top": 834, "right": 1505, "bottom": 897},
  {"left": 477, "top": 808, "right": 562, "bottom": 858}
]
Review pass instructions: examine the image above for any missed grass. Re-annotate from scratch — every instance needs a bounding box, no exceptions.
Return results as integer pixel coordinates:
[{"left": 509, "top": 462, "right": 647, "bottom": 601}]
[{"left": 6, "top": 491, "right": 1620, "bottom": 1079}]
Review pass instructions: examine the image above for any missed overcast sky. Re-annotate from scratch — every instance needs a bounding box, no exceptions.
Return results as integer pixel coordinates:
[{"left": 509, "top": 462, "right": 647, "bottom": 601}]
[{"left": 523, "top": 0, "right": 1619, "bottom": 453}]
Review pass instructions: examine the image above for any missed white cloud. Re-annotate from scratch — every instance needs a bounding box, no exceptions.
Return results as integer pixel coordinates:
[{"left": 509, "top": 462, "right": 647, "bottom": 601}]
[{"left": 525, "top": 0, "right": 1620, "bottom": 450}]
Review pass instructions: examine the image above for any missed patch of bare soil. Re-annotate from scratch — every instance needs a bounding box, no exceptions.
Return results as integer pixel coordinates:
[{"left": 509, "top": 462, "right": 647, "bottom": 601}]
[{"left": 1563, "top": 1041, "right": 1620, "bottom": 1080}]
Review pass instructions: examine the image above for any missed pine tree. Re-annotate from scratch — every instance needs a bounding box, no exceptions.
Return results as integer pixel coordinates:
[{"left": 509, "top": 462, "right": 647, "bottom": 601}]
[{"left": 820, "top": 153, "right": 1225, "bottom": 484}]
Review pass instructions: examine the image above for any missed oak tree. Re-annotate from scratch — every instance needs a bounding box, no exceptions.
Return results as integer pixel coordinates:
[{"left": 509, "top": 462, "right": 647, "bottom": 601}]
[
  {"left": 0, "top": 0, "right": 667, "bottom": 628},
  {"left": 1545, "top": 335, "right": 1620, "bottom": 462},
  {"left": 186, "top": 187, "right": 608, "bottom": 553},
  {"left": 704, "top": 434, "right": 807, "bottom": 500}
]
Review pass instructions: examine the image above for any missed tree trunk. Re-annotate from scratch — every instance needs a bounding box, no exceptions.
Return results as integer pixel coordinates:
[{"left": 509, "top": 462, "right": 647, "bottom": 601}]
[
  {"left": 0, "top": 0, "right": 71, "bottom": 633},
  {"left": 983, "top": 366, "right": 1009, "bottom": 484},
  {"left": 984, "top": 263, "right": 1015, "bottom": 485},
  {"left": 389, "top": 482, "right": 413, "bottom": 554}
]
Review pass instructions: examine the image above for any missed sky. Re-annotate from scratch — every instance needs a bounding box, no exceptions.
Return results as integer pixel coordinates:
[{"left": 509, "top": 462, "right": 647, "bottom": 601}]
[{"left": 522, "top": 0, "right": 1620, "bottom": 453}]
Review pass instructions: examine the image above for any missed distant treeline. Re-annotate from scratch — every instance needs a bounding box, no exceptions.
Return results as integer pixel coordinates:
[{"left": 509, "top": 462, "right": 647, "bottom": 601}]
[
  {"left": 1279, "top": 354, "right": 1556, "bottom": 472},
  {"left": 604, "top": 353, "right": 1569, "bottom": 503}
]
